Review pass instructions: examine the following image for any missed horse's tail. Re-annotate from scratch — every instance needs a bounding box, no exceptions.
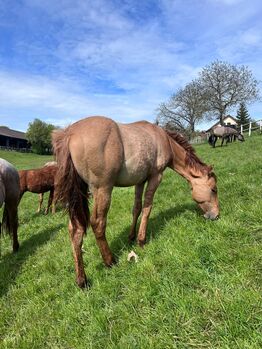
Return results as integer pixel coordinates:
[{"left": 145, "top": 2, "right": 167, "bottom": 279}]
[{"left": 52, "top": 128, "right": 90, "bottom": 231}]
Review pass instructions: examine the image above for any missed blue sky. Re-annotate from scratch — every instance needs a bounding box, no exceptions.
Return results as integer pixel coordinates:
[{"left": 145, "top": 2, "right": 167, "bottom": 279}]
[{"left": 0, "top": 0, "right": 262, "bottom": 131}]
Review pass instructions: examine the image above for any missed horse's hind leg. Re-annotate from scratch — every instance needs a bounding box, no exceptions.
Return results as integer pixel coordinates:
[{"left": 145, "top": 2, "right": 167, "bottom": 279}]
[
  {"left": 69, "top": 217, "right": 87, "bottom": 288},
  {"left": 51, "top": 189, "right": 57, "bottom": 214},
  {"left": 37, "top": 193, "right": 43, "bottom": 213},
  {"left": 12, "top": 206, "right": 19, "bottom": 252},
  {"left": 91, "top": 187, "right": 115, "bottom": 267},
  {"left": 6, "top": 204, "right": 19, "bottom": 252},
  {"left": 45, "top": 189, "right": 54, "bottom": 214},
  {"left": 137, "top": 173, "right": 162, "bottom": 247},
  {"left": 128, "top": 182, "right": 145, "bottom": 243}
]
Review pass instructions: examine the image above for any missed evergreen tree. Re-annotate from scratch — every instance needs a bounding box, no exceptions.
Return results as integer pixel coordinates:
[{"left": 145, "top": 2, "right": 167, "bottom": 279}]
[{"left": 236, "top": 103, "right": 250, "bottom": 125}]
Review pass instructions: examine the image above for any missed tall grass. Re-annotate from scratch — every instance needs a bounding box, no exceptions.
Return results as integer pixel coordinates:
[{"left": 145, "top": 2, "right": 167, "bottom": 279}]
[{"left": 0, "top": 135, "right": 261, "bottom": 348}]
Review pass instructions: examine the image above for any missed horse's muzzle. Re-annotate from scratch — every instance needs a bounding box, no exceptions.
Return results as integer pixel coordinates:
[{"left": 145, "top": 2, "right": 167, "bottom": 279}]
[{"left": 204, "top": 212, "right": 219, "bottom": 220}]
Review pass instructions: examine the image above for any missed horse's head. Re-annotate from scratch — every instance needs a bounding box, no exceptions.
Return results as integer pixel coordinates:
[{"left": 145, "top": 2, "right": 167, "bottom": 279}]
[
  {"left": 237, "top": 133, "right": 245, "bottom": 142},
  {"left": 190, "top": 166, "right": 219, "bottom": 220}
]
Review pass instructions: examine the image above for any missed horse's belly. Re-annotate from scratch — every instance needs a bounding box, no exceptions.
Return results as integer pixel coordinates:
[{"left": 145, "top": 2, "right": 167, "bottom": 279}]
[{"left": 115, "top": 160, "right": 150, "bottom": 187}]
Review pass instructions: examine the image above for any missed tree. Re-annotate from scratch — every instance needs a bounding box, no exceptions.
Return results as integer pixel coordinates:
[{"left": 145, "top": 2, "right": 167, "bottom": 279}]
[
  {"left": 26, "top": 119, "right": 56, "bottom": 155},
  {"left": 157, "top": 79, "right": 208, "bottom": 137},
  {"left": 199, "top": 61, "right": 259, "bottom": 125},
  {"left": 236, "top": 103, "right": 250, "bottom": 125}
]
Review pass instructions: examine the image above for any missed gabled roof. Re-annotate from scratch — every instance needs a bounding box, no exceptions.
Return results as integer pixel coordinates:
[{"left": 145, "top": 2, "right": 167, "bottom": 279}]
[
  {"left": 205, "top": 115, "right": 238, "bottom": 132},
  {"left": 0, "top": 126, "right": 27, "bottom": 140}
]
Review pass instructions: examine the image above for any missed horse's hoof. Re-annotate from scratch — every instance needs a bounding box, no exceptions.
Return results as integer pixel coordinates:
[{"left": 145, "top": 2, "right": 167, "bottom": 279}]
[
  {"left": 13, "top": 243, "right": 20, "bottom": 253},
  {"left": 137, "top": 239, "right": 146, "bottom": 248},
  {"left": 104, "top": 255, "right": 117, "bottom": 267},
  {"left": 128, "top": 234, "right": 136, "bottom": 244},
  {"left": 76, "top": 275, "right": 90, "bottom": 289}
]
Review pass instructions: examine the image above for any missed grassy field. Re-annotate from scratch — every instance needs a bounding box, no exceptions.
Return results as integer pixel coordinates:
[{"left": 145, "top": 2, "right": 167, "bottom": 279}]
[{"left": 0, "top": 135, "right": 261, "bottom": 349}]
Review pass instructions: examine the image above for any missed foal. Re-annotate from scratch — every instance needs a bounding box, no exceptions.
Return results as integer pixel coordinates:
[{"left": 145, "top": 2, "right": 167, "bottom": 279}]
[
  {"left": 19, "top": 164, "right": 58, "bottom": 214},
  {"left": 53, "top": 116, "right": 219, "bottom": 288}
]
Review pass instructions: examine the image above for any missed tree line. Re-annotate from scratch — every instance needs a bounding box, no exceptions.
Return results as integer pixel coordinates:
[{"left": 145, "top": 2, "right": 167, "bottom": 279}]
[{"left": 156, "top": 60, "right": 260, "bottom": 137}]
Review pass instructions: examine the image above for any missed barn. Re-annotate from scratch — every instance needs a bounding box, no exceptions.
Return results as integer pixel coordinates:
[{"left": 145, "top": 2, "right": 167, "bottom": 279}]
[{"left": 0, "top": 126, "right": 30, "bottom": 150}]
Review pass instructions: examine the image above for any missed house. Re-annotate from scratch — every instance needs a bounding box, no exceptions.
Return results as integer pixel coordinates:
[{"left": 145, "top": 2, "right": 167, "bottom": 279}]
[
  {"left": 206, "top": 115, "right": 238, "bottom": 134},
  {"left": 0, "top": 126, "right": 30, "bottom": 150}
]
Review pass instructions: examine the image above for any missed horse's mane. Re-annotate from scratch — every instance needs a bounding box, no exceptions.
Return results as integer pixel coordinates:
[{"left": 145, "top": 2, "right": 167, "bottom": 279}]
[{"left": 165, "top": 130, "right": 209, "bottom": 172}]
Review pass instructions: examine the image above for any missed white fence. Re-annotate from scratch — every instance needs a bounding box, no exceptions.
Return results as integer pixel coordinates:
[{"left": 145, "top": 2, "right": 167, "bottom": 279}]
[{"left": 240, "top": 119, "right": 262, "bottom": 136}]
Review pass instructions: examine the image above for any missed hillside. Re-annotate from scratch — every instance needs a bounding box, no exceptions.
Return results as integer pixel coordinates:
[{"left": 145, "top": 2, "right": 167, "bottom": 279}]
[{"left": 0, "top": 135, "right": 261, "bottom": 349}]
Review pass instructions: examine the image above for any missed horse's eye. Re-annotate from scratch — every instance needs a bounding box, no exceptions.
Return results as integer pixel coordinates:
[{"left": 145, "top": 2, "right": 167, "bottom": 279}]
[{"left": 211, "top": 188, "right": 217, "bottom": 193}]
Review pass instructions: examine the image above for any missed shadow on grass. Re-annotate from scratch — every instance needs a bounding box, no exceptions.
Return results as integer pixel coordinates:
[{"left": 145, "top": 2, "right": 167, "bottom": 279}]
[
  {"left": 110, "top": 203, "right": 196, "bottom": 258},
  {"left": 0, "top": 224, "right": 63, "bottom": 297}
]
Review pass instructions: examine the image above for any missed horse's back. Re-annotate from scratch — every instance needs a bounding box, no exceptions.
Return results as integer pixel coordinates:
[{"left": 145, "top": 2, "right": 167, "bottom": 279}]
[
  {"left": 214, "top": 126, "right": 238, "bottom": 136},
  {"left": 66, "top": 116, "right": 171, "bottom": 187},
  {"left": 19, "top": 166, "right": 57, "bottom": 193}
]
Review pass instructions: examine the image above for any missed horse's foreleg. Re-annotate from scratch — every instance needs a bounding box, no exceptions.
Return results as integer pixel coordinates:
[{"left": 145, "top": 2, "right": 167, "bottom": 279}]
[
  {"left": 213, "top": 136, "right": 217, "bottom": 148},
  {"left": 128, "top": 182, "right": 145, "bottom": 242},
  {"left": 91, "top": 187, "right": 115, "bottom": 267},
  {"left": 37, "top": 193, "right": 43, "bottom": 213},
  {"left": 45, "top": 189, "right": 54, "bottom": 214},
  {"left": 137, "top": 173, "right": 162, "bottom": 247}
]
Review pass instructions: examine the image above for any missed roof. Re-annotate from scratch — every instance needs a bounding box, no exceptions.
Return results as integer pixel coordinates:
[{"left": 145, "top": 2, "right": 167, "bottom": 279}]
[
  {"left": 205, "top": 115, "right": 238, "bottom": 132},
  {"left": 0, "top": 126, "right": 27, "bottom": 140}
]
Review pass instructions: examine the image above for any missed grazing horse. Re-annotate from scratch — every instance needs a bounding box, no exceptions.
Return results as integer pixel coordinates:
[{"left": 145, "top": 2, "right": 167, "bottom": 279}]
[
  {"left": 19, "top": 164, "right": 58, "bottom": 214},
  {"left": 53, "top": 116, "right": 219, "bottom": 288},
  {"left": 37, "top": 161, "right": 57, "bottom": 213},
  {"left": 0, "top": 158, "right": 20, "bottom": 252},
  {"left": 208, "top": 126, "right": 244, "bottom": 148}
]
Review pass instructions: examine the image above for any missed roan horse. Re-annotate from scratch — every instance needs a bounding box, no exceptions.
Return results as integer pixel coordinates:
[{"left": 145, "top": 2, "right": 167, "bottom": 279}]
[
  {"left": 19, "top": 164, "right": 58, "bottom": 214},
  {"left": 208, "top": 126, "right": 245, "bottom": 148},
  {"left": 53, "top": 116, "right": 219, "bottom": 288},
  {"left": 0, "top": 158, "right": 20, "bottom": 252}
]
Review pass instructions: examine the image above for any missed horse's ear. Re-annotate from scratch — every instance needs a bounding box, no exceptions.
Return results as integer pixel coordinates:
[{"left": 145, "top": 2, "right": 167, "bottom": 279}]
[{"left": 207, "top": 165, "right": 214, "bottom": 177}]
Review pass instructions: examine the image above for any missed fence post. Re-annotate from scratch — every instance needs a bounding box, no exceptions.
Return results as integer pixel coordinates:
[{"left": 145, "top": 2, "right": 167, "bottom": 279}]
[
  {"left": 249, "top": 122, "right": 252, "bottom": 136},
  {"left": 260, "top": 122, "right": 262, "bottom": 133},
  {"left": 240, "top": 124, "right": 243, "bottom": 134}
]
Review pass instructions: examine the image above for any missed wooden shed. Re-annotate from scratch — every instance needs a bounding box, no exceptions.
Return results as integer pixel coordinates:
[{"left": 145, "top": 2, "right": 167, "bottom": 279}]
[{"left": 0, "top": 126, "right": 30, "bottom": 150}]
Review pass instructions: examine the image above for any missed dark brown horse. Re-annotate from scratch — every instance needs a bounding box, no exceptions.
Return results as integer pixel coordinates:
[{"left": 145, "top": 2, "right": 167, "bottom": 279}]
[
  {"left": 53, "top": 116, "right": 219, "bottom": 288},
  {"left": 19, "top": 164, "right": 58, "bottom": 214},
  {"left": 0, "top": 158, "right": 20, "bottom": 252}
]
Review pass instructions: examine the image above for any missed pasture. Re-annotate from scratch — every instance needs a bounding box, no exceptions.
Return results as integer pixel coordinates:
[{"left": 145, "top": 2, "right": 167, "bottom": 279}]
[{"left": 0, "top": 135, "right": 261, "bottom": 349}]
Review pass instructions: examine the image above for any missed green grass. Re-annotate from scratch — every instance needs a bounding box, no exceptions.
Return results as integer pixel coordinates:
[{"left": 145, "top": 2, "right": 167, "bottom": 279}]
[{"left": 0, "top": 136, "right": 261, "bottom": 349}]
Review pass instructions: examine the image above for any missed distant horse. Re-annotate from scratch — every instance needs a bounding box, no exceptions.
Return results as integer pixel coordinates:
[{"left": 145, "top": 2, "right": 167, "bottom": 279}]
[
  {"left": 0, "top": 158, "right": 20, "bottom": 252},
  {"left": 37, "top": 161, "right": 57, "bottom": 213},
  {"left": 208, "top": 126, "right": 244, "bottom": 148},
  {"left": 19, "top": 164, "right": 58, "bottom": 214},
  {"left": 53, "top": 116, "right": 219, "bottom": 288}
]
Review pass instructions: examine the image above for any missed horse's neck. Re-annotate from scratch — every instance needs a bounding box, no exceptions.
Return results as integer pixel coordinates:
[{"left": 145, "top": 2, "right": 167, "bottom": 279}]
[{"left": 168, "top": 139, "right": 193, "bottom": 181}]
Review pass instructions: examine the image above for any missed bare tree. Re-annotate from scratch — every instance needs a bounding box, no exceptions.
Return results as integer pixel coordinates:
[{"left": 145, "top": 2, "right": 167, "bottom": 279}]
[
  {"left": 199, "top": 61, "right": 260, "bottom": 125},
  {"left": 157, "top": 80, "right": 208, "bottom": 136}
]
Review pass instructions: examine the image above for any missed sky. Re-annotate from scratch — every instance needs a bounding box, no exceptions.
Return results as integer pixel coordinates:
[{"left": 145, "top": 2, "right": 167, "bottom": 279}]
[{"left": 0, "top": 0, "right": 262, "bottom": 131}]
